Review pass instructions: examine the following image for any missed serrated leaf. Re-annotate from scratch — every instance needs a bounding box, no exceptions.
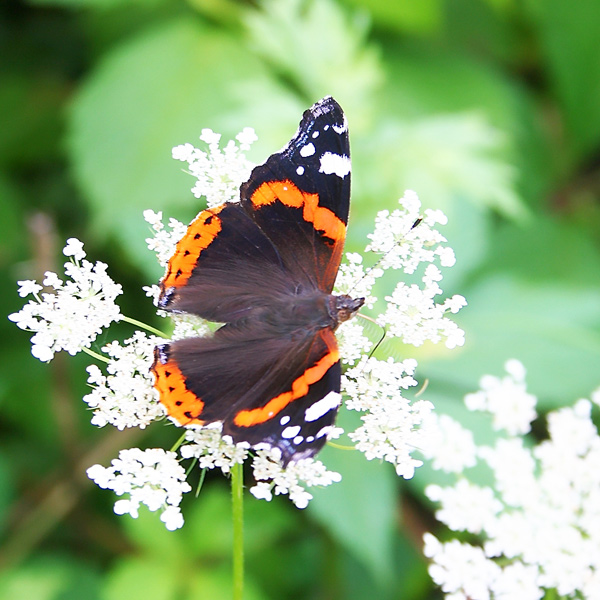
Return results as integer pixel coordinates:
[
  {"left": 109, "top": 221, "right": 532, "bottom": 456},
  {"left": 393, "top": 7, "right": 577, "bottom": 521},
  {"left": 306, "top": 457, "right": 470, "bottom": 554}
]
[
  {"left": 245, "top": 0, "right": 381, "bottom": 111},
  {"left": 355, "top": 113, "right": 526, "bottom": 221}
]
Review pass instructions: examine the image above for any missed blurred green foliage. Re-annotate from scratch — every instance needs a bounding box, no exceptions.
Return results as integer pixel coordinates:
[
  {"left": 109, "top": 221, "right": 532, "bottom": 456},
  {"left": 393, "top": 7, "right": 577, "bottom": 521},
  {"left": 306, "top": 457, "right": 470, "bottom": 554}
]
[{"left": 2, "top": 0, "right": 600, "bottom": 598}]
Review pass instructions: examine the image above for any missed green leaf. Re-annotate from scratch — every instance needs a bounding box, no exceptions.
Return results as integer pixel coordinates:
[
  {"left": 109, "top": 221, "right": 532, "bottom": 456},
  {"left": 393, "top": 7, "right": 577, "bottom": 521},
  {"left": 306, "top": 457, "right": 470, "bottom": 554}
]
[
  {"left": 533, "top": 0, "right": 600, "bottom": 160},
  {"left": 245, "top": 0, "right": 381, "bottom": 111},
  {"left": 30, "top": 0, "right": 166, "bottom": 8},
  {"left": 354, "top": 112, "right": 526, "bottom": 220},
  {"left": 0, "top": 556, "right": 101, "bottom": 600},
  {"left": 424, "top": 275, "right": 600, "bottom": 408},
  {"left": 378, "top": 44, "right": 552, "bottom": 207},
  {"left": 309, "top": 407, "right": 397, "bottom": 588},
  {"left": 68, "top": 18, "right": 300, "bottom": 274},
  {"left": 342, "top": 0, "right": 442, "bottom": 33},
  {"left": 102, "top": 557, "right": 178, "bottom": 600}
]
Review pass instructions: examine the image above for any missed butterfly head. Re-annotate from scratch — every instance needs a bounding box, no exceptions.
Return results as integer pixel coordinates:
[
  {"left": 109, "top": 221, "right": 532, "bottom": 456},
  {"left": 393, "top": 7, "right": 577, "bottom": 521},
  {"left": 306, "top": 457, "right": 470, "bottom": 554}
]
[{"left": 330, "top": 294, "right": 365, "bottom": 326}]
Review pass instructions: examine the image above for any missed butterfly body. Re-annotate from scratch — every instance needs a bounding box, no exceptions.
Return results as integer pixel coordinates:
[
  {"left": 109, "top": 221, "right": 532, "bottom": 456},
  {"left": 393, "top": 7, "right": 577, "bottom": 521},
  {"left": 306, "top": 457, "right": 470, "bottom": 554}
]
[{"left": 152, "top": 97, "right": 362, "bottom": 463}]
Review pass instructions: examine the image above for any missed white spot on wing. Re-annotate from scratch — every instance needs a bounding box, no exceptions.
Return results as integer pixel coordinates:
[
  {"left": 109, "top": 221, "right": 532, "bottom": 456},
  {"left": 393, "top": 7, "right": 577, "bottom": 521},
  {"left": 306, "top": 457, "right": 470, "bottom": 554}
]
[
  {"left": 300, "top": 143, "right": 315, "bottom": 157},
  {"left": 293, "top": 435, "right": 304, "bottom": 445},
  {"left": 316, "top": 425, "right": 333, "bottom": 439},
  {"left": 280, "top": 415, "right": 290, "bottom": 426},
  {"left": 304, "top": 391, "right": 342, "bottom": 422},
  {"left": 296, "top": 166, "right": 305, "bottom": 175},
  {"left": 312, "top": 131, "right": 320, "bottom": 138},
  {"left": 332, "top": 118, "right": 348, "bottom": 134},
  {"left": 282, "top": 425, "right": 301, "bottom": 439},
  {"left": 319, "top": 152, "right": 351, "bottom": 178}
]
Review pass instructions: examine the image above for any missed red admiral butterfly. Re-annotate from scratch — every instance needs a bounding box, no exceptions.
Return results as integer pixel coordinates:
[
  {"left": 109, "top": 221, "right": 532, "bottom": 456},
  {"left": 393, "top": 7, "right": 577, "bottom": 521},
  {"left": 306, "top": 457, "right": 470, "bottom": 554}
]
[{"left": 151, "top": 97, "right": 364, "bottom": 464}]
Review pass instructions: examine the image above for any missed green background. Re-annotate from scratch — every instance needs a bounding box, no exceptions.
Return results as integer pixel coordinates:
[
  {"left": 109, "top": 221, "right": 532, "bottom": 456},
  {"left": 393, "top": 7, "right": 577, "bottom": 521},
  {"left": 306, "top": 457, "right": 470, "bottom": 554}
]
[{"left": 2, "top": 0, "right": 600, "bottom": 598}]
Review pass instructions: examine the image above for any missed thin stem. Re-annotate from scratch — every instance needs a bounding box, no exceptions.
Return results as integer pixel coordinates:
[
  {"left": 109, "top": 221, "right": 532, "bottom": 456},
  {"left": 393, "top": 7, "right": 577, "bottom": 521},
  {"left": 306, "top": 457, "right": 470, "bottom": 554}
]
[
  {"left": 120, "top": 315, "right": 169, "bottom": 338},
  {"left": 231, "top": 462, "right": 244, "bottom": 600},
  {"left": 169, "top": 431, "right": 188, "bottom": 453},
  {"left": 327, "top": 440, "right": 356, "bottom": 451},
  {"left": 82, "top": 347, "right": 110, "bottom": 363}
]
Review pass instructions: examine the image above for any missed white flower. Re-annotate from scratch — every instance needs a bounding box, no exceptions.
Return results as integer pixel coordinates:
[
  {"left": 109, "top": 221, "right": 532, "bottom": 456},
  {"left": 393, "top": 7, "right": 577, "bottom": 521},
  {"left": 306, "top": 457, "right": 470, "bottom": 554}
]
[
  {"left": 172, "top": 128, "right": 257, "bottom": 208},
  {"left": 426, "top": 479, "right": 503, "bottom": 534},
  {"left": 336, "top": 319, "right": 372, "bottom": 366},
  {"left": 249, "top": 449, "right": 341, "bottom": 509},
  {"left": 9, "top": 239, "right": 122, "bottom": 362},
  {"left": 87, "top": 448, "right": 191, "bottom": 531},
  {"left": 16, "top": 280, "right": 42, "bottom": 298},
  {"left": 380, "top": 280, "right": 466, "bottom": 349},
  {"left": 83, "top": 331, "right": 165, "bottom": 430},
  {"left": 63, "top": 237, "right": 86, "bottom": 261},
  {"left": 334, "top": 251, "right": 379, "bottom": 310},
  {"left": 343, "top": 356, "right": 429, "bottom": 478},
  {"left": 424, "top": 533, "right": 500, "bottom": 600},
  {"left": 179, "top": 425, "right": 249, "bottom": 474},
  {"left": 144, "top": 210, "right": 188, "bottom": 270},
  {"left": 366, "top": 190, "right": 453, "bottom": 274},
  {"left": 420, "top": 413, "right": 478, "bottom": 473},
  {"left": 491, "top": 563, "right": 543, "bottom": 600},
  {"left": 362, "top": 191, "right": 466, "bottom": 350},
  {"left": 465, "top": 359, "right": 537, "bottom": 435},
  {"left": 425, "top": 363, "right": 600, "bottom": 599}
]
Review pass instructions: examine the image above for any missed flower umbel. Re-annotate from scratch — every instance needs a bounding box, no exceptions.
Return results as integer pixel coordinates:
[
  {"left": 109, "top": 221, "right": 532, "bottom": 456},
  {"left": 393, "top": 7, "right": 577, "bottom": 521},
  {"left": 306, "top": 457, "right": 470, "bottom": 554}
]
[
  {"left": 84, "top": 331, "right": 165, "bottom": 430},
  {"left": 172, "top": 127, "right": 257, "bottom": 208},
  {"left": 424, "top": 360, "right": 600, "bottom": 600},
  {"left": 87, "top": 448, "right": 191, "bottom": 531},
  {"left": 9, "top": 239, "right": 122, "bottom": 362}
]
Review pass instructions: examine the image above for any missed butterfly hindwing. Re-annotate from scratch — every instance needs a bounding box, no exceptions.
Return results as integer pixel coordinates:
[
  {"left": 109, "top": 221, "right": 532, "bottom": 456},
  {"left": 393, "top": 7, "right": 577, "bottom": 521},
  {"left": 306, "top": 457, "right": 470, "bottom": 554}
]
[{"left": 152, "top": 327, "right": 341, "bottom": 463}]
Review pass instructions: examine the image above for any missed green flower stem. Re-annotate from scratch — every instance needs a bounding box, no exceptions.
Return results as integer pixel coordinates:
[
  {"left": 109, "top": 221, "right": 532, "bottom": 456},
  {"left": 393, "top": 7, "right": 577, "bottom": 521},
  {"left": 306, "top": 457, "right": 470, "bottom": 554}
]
[
  {"left": 120, "top": 315, "right": 169, "bottom": 338},
  {"left": 231, "top": 462, "right": 244, "bottom": 600},
  {"left": 169, "top": 431, "right": 188, "bottom": 453},
  {"left": 82, "top": 347, "right": 110, "bottom": 363}
]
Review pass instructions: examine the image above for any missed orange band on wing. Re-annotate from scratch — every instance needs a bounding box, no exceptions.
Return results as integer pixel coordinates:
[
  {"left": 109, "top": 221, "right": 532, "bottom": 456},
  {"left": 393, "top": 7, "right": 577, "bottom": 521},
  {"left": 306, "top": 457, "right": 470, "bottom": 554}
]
[
  {"left": 161, "top": 205, "right": 225, "bottom": 290},
  {"left": 251, "top": 180, "right": 346, "bottom": 243},
  {"left": 152, "top": 350, "right": 205, "bottom": 425},
  {"left": 233, "top": 332, "right": 339, "bottom": 428}
]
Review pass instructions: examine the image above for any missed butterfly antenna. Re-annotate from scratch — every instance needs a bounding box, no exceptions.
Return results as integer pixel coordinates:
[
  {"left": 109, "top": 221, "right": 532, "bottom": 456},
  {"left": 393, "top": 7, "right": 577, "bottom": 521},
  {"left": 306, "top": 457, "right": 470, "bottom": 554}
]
[
  {"left": 414, "top": 377, "right": 429, "bottom": 398},
  {"left": 357, "top": 313, "right": 387, "bottom": 360},
  {"left": 347, "top": 216, "right": 423, "bottom": 296}
]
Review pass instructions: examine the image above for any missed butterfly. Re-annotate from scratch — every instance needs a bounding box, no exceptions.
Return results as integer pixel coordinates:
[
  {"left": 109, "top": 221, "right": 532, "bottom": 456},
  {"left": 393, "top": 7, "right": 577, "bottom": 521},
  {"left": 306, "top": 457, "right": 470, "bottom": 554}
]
[{"left": 151, "top": 97, "right": 364, "bottom": 464}]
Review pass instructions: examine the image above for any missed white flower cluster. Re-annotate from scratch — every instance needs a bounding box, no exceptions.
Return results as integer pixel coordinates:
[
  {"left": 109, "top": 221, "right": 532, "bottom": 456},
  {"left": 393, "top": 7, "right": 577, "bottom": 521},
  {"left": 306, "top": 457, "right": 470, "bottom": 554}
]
[
  {"left": 143, "top": 209, "right": 188, "bottom": 270},
  {"left": 366, "top": 191, "right": 466, "bottom": 349},
  {"left": 424, "top": 360, "right": 600, "bottom": 599},
  {"left": 87, "top": 448, "right": 191, "bottom": 531},
  {"left": 343, "top": 357, "right": 432, "bottom": 478},
  {"left": 172, "top": 127, "right": 258, "bottom": 208},
  {"left": 180, "top": 425, "right": 249, "bottom": 473},
  {"left": 9, "top": 238, "right": 122, "bottom": 362},
  {"left": 178, "top": 426, "right": 342, "bottom": 509},
  {"left": 84, "top": 331, "right": 164, "bottom": 429},
  {"left": 249, "top": 449, "right": 342, "bottom": 509}
]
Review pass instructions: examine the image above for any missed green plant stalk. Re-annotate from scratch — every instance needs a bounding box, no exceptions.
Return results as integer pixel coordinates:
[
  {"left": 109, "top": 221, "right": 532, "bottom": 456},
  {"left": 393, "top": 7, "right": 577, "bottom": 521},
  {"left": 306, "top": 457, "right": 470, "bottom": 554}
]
[
  {"left": 231, "top": 462, "right": 244, "bottom": 600},
  {"left": 120, "top": 314, "right": 169, "bottom": 338}
]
